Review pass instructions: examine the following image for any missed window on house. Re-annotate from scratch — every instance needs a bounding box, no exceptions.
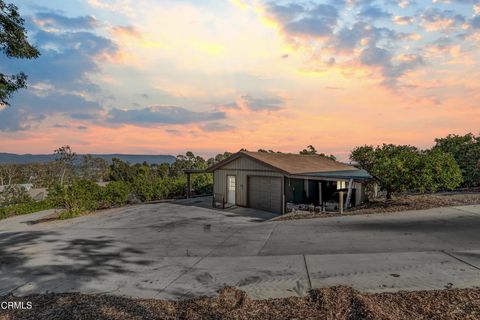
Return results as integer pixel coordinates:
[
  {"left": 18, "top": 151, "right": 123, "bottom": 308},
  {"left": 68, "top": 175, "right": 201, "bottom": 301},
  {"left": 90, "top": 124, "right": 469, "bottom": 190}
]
[{"left": 336, "top": 181, "right": 346, "bottom": 190}]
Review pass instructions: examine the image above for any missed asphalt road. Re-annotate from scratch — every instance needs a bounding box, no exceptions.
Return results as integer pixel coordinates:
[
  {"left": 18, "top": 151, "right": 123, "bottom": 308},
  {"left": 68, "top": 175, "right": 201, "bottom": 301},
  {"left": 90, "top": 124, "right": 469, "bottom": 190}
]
[{"left": 1, "top": 199, "right": 480, "bottom": 300}]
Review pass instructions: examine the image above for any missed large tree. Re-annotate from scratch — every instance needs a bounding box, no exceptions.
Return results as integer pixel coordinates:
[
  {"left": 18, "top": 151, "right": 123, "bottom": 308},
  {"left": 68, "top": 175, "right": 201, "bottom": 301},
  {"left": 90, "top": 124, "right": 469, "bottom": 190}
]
[
  {"left": 351, "top": 144, "right": 462, "bottom": 199},
  {"left": 54, "top": 145, "right": 77, "bottom": 185},
  {"left": 433, "top": 133, "right": 480, "bottom": 188},
  {"left": 1, "top": 1, "right": 40, "bottom": 105}
]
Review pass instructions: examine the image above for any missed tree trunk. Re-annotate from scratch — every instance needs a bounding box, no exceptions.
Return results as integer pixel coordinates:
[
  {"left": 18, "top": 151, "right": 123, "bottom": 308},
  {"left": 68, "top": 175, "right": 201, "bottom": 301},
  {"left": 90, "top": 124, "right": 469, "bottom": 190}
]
[{"left": 60, "top": 167, "right": 66, "bottom": 186}]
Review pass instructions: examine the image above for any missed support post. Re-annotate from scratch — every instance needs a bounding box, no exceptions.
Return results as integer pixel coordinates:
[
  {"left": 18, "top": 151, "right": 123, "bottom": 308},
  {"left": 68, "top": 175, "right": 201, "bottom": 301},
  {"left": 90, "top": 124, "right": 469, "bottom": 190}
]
[
  {"left": 339, "top": 191, "right": 344, "bottom": 214},
  {"left": 318, "top": 182, "right": 322, "bottom": 205},
  {"left": 345, "top": 178, "right": 353, "bottom": 209},
  {"left": 186, "top": 173, "right": 191, "bottom": 198},
  {"left": 304, "top": 179, "right": 309, "bottom": 198}
]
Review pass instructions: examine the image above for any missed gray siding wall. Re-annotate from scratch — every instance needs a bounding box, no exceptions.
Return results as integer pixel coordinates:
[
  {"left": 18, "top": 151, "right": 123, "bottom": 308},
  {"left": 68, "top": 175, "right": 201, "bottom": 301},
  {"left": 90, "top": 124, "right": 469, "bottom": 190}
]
[
  {"left": 213, "top": 157, "right": 283, "bottom": 207},
  {"left": 354, "top": 182, "right": 365, "bottom": 206}
]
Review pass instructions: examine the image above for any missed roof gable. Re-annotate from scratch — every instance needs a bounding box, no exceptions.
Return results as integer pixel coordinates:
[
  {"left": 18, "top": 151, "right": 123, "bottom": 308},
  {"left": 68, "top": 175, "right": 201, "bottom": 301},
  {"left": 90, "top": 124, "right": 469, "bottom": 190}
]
[{"left": 220, "top": 154, "right": 275, "bottom": 171}]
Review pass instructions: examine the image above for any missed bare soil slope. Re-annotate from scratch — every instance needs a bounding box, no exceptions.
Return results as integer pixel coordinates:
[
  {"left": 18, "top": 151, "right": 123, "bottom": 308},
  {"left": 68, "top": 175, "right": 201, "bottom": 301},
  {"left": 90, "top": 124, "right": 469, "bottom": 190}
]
[{"left": 277, "top": 193, "right": 480, "bottom": 221}]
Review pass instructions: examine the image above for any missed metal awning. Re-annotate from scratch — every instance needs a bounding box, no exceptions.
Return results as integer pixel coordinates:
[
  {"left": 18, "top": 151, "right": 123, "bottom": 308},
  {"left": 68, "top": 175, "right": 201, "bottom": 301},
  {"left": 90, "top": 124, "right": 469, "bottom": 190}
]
[{"left": 295, "top": 169, "right": 372, "bottom": 181}]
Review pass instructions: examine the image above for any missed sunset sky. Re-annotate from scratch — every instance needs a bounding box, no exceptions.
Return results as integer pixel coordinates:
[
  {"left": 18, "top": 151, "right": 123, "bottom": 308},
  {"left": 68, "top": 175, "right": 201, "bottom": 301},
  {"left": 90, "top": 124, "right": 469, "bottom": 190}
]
[{"left": 1, "top": 0, "right": 479, "bottom": 160}]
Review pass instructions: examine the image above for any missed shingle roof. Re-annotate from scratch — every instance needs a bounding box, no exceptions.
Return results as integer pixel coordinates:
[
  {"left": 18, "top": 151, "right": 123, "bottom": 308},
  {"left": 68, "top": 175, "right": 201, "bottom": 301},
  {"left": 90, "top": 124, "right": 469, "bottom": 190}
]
[
  {"left": 208, "top": 151, "right": 371, "bottom": 179},
  {"left": 241, "top": 151, "right": 357, "bottom": 174}
]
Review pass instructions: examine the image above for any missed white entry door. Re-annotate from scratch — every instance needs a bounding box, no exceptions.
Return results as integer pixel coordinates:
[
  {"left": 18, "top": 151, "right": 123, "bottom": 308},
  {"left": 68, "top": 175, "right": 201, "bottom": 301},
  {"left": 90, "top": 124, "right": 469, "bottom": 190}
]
[{"left": 227, "top": 176, "right": 236, "bottom": 205}]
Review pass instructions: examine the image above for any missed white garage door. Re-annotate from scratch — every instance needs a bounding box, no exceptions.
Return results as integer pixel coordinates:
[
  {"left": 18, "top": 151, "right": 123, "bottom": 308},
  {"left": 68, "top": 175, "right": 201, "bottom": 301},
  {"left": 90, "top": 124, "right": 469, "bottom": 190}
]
[{"left": 248, "top": 176, "right": 282, "bottom": 214}]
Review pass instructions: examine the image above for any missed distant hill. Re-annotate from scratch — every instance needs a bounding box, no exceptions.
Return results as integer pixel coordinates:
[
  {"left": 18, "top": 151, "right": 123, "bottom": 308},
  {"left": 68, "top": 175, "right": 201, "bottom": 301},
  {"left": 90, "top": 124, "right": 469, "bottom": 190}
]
[{"left": 0, "top": 153, "right": 176, "bottom": 165}]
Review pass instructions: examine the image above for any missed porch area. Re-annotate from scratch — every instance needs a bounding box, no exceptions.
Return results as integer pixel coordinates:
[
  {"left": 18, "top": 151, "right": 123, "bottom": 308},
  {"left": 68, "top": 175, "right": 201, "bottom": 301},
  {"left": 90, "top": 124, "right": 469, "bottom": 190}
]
[{"left": 284, "top": 176, "right": 367, "bottom": 213}]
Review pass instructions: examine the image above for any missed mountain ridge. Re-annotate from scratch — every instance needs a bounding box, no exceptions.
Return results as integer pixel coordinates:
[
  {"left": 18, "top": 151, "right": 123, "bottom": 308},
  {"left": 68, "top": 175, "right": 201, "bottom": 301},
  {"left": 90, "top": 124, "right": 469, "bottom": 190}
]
[{"left": 0, "top": 153, "right": 176, "bottom": 165}]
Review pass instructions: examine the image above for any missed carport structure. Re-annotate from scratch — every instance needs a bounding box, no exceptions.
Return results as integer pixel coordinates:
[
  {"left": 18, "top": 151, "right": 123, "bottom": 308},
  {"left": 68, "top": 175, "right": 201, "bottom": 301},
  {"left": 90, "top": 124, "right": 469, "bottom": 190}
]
[{"left": 207, "top": 151, "right": 371, "bottom": 214}]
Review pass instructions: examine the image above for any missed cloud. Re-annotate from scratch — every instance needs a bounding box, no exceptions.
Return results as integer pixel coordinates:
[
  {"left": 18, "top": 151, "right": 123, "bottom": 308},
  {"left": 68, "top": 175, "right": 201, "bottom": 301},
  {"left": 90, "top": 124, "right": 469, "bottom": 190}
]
[
  {"left": 11, "top": 91, "right": 101, "bottom": 115},
  {"left": 29, "top": 30, "right": 118, "bottom": 89},
  {"left": 471, "top": 16, "right": 480, "bottom": 29},
  {"left": 420, "top": 8, "right": 466, "bottom": 32},
  {"left": 106, "top": 106, "right": 226, "bottom": 126},
  {"left": 111, "top": 25, "right": 142, "bottom": 38},
  {"left": 0, "top": 107, "right": 45, "bottom": 132},
  {"left": 33, "top": 12, "right": 99, "bottom": 30},
  {"left": 200, "top": 122, "right": 235, "bottom": 132},
  {"left": 265, "top": 2, "right": 339, "bottom": 37},
  {"left": 221, "top": 95, "right": 285, "bottom": 112},
  {"left": 70, "top": 113, "right": 98, "bottom": 120},
  {"left": 360, "top": 46, "right": 392, "bottom": 66},
  {"left": 329, "top": 22, "right": 397, "bottom": 53},
  {"left": 87, "top": 0, "right": 135, "bottom": 17},
  {"left": 360, "top": 46, "right": 424, "bottom": 86},
  {"left": 240, "top": 95, "right": 285, "bottom": 111},
  {"left": 358, "top": 5, "right": 392, "bottom": 20},
  {"left": 260, "top": 0, "right": 477, "bottom": 87},
  {"left": 393, "top": 15, "right": 414, "bottom": 25},
  {"left": 0, "top": 11, "right": 122, "bottom": 129},
  {"left": 394, "top": 0, "right": 412, "bottom": 8}
]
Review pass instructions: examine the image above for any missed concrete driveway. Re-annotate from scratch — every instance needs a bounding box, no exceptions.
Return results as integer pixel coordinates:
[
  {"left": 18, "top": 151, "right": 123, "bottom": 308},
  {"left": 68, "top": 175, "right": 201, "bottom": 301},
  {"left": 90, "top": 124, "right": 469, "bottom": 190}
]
[{"left": 1, "top": 198, "right": 480, "bottom": 300}]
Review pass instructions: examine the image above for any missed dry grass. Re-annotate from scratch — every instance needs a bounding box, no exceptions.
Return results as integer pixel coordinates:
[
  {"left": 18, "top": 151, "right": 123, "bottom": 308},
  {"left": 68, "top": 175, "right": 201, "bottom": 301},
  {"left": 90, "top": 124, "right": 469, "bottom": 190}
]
[
  {"left": 276, "top": 193, "right": 480, "bottom": 221},
  {"left": 1, "top": 286, "right": 480, "bottom": 320}
]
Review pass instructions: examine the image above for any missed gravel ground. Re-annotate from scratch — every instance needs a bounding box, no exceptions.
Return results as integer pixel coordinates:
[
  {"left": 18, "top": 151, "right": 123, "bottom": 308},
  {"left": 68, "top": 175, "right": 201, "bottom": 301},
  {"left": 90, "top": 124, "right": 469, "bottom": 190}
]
[
  {"left": 276, "top": 193, "right": 480, "bottom": 221},
  {"left": 1, "top": 286, "right": 480, "bottom": 320}
]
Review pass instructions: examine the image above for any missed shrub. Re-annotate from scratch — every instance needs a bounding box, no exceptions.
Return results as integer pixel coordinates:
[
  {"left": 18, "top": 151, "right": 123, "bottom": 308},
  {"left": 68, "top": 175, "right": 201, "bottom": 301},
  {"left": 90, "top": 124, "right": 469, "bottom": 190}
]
[
  {"left": 49, "top": 180, "right": 103, "bottom": 219},
  {"left": 0, "top": 200, "right": 53, "bottom": 220},
  {"left": 152, "top": 179, "right": 169, "bottom": 200},
  {"left": 103, "top": 181, "right": 130, "bottom": 207},
  {"left": 164, "top": 177, "right": 186, "bottom": 199},
  {"left": 131, "top": 176, "right": 155, "bottom": 202},
  {"left": 192, "top": 174, "right": 213, "bottom": 195},
  {"left": 0, "top": 185, "right": 33, "bottom": 207},
  {"left": 46, "top": 183, "right": 67, "bottom": 208}
]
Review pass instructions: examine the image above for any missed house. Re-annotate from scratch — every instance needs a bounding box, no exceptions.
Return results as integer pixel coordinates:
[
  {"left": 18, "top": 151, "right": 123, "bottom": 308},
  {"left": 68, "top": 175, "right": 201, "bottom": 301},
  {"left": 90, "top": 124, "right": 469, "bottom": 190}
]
[{"left": 206, "top": 151, "right": 371, "bottom": 214}]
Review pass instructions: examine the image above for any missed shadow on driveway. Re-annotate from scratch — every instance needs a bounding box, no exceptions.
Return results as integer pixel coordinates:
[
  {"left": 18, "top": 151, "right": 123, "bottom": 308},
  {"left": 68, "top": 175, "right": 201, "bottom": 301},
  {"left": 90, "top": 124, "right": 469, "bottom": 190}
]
[{"left": 0, "top": 230, "right": 154, "bottom": 295}]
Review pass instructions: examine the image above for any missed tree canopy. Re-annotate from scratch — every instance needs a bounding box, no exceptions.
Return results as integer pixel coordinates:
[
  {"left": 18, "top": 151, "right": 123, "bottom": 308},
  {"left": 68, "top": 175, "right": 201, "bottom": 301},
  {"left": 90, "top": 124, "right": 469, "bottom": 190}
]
[
  {"left": 351, "top": 144, "right": 463, "bottom": 199},
  {"left": 299, "top": 145, "right": 336, "bottom": 160},
  {"left": 433, "top": 133, "right": 480, "bottom": 188},
  {"left": 0, "top": 1, "right": 40, "bottom": 105}
]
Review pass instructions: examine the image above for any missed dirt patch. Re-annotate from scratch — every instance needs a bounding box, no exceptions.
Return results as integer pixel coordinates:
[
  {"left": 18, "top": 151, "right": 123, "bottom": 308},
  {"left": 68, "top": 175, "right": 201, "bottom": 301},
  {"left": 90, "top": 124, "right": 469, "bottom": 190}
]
[
  {"left": 1, "top": 286, "right": 480, "bottom": 319},
  {"left": 275, "top": 193, "right": 480, "bottom": 221}
]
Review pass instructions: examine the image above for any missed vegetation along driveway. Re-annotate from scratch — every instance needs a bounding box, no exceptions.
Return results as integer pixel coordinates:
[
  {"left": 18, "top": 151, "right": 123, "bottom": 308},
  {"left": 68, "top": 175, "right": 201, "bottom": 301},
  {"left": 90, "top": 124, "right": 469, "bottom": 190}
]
[{"left": 1, "top": 198, "right": 480, "bottom": 300}]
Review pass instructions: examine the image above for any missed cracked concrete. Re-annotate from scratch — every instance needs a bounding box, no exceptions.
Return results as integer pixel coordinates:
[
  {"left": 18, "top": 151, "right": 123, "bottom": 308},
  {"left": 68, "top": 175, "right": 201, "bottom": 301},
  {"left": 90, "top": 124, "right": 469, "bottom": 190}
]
[{"left": 1, "top": 198, "right": 480, "bottom": 300}]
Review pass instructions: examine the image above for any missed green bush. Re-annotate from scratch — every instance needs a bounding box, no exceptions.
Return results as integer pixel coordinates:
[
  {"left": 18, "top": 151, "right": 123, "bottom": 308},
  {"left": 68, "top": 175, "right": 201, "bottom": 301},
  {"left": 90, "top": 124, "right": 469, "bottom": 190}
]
[
  {"left": 0, "top": 200, "right": 53, "bottom": 220},
  {"left": 49, "top": 180, "right": 103, "bottom": 219},
  {"left": 163, "top": 177, "right": 186, "bottom": 199},
  {"left": 131, "top": 176, "right": 155, "bottom": 202},
  {"left": 192, "top": 173, "right": 213, "bottom": 195},
  {"left": 0, "top": 185, "right": 33, "bottom": 207},
  {"left": 103, "top": 181, "right": 130, "bottom": 207},
  {"left": 46, "top": 183, "right": 67, "bottom": 208},
  {"left": 152, "top": 179, "right": 169, "bottom": 200}
]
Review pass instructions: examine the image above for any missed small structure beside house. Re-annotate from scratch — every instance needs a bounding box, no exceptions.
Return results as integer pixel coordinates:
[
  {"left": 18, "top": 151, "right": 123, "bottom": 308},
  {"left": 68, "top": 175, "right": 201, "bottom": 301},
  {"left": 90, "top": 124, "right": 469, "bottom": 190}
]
[{"left": 207, "top": 151, "right": 371, "bottom": 214}]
